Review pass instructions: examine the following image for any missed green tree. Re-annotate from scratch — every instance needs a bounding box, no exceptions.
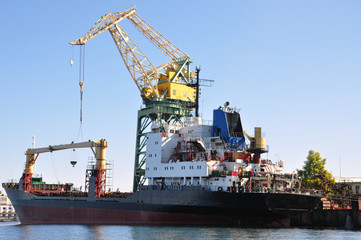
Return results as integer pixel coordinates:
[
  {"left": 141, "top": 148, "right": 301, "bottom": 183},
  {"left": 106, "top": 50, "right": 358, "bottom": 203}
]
[{"left": 297, "top": 150, "right": 334, "bottom": 193}]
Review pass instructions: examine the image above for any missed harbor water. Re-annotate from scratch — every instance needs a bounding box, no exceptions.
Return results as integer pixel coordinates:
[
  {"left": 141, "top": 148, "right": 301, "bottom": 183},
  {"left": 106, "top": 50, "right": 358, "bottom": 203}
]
[{"left": 1, "top": 222, "right": 361, "bottom": 240}]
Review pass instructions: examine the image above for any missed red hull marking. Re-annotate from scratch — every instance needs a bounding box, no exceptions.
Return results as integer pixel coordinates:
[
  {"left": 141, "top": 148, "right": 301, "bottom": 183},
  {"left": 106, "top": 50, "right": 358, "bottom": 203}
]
[{"left": 17, "top": 205, "right": 240, "bottom": 225}]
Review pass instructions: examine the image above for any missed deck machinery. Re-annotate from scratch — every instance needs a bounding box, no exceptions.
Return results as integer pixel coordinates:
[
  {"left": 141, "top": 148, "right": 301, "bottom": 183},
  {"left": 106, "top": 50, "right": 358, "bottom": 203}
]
[
  {"left": 21, "top": 139, "right": 108, "bottom": 197},
  {"left": 70, "top": 8, "right": 197, "bottom": 191}
]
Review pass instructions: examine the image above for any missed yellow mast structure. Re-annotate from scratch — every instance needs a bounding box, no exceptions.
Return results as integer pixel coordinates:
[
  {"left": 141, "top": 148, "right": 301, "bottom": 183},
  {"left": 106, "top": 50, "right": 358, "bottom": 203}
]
[{"left": 22, "top": 139, "right": 108, "bottom": 197}]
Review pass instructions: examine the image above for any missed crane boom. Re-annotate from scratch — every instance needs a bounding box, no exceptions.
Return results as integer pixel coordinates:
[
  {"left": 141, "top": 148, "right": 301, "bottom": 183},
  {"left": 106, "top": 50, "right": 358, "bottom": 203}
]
[
  {"left": 127, "top": 12, "right": 193, "bottom": 83},
  {"left": 243, "top": 129, "right": 253, "bottom": 141},
  {"left": 70, "top": 8, "right": 195, "bottom": 98},
  {"left": 26, "top": 140, "right": 104, "bottom": 155},
  {"left": 22, "top": 139, "right": 108, "bottom": 195},
  {"left": 70, "top": 8, "right": 160, "bottom": 98},
  {"left": 127, "top": 12, "right": 188, "bottom": 61},
  {"left": 108, "top": 24, "right": 160, "bottom": 97},
  {"left": 69, "top": 9, "right": 136, "bottom": 45}
]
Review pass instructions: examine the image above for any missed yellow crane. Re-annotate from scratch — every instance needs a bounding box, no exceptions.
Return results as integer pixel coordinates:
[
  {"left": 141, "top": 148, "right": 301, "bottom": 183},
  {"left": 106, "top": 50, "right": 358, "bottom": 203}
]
[
  {"left": 70, "top": 8, "right": 198, "bottom": 191},
  {"left": 243, "top": 128, "right": 268, "bottom": 164},
  {"left": 70, "top": 8, "right": 195, "bottom": 102},
  {"left": 22, "top": 139, "right": 108, "bottom": 197}
]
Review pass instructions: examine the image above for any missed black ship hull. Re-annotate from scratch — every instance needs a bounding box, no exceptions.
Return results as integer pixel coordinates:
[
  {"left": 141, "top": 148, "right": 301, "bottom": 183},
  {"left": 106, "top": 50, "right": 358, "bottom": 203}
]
[{"left": 4, "top": 185, "right": 322, "bottom": 226}]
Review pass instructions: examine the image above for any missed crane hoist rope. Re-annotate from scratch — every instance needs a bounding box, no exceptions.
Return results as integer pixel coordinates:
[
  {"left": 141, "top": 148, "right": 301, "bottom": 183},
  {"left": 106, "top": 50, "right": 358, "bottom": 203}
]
[
  {"left": 71, "top": 45, "right": 85, "bottom": 141},
  {"left": 79, "top": 45, "right": 85, "bottom": 125},
  {"left": 69, "top": 44, "right": 85, "bottom": 141},
  {"left": 69, "top": 45, "right": 74, "bottom": 67}
]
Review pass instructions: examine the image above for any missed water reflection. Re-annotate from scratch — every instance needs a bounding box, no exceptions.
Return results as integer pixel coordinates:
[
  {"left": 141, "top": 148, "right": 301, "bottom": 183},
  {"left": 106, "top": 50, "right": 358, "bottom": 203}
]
[
  {"left": 18, "top": 225, "right": 32, "bottom": 240},
  {"left": 2, "top": 223, "right": 361, "bottom": 240},
  {"left": 86, "top": 225, "right": 104, "bottom": 240},
  {"left": 129, "top": 226, "right": 263, "bottom": 240}
]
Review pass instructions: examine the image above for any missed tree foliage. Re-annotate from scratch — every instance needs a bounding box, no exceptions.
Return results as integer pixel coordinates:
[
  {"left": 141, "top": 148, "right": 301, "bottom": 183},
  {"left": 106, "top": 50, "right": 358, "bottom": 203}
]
[{"left": 297, "top": 150, "right": 334, "bottom": 193}]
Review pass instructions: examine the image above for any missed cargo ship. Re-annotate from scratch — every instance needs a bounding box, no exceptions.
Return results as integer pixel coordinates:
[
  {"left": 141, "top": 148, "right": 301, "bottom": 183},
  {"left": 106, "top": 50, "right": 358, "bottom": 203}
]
[
  {"left": 3, "top": 9, "right": 323, "bottom": 226},
  {"left": 3, "top": 103, "right": 323, "bottom": 226}
]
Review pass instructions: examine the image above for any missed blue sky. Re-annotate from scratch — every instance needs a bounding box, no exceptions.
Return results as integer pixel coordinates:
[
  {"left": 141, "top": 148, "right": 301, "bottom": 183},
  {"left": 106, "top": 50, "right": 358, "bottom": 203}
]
[{"left": 1, "top": 1, "right": 360, "bottom": 193}]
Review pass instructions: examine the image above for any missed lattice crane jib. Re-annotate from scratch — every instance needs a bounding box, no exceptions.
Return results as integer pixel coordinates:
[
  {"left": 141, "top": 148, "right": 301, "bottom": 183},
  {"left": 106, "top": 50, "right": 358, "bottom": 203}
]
[
  {"left": 127, "top": 12, "right": 188, "bottom": 61},
  {"left": 69, "top": 9, "right": 136, "bottom": 46},
  {"left": 70, "top": 8, "right": 195, "bottom": 101},
  {"left": 126, "top": 12, "right": 194, "bottom": 84},
  {"left": 108, "top": 24, "right": 159, "bottom": 98}
]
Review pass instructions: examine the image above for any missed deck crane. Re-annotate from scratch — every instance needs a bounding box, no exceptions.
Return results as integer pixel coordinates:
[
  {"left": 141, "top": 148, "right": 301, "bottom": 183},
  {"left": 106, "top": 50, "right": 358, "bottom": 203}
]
[
  {"left": 21, "top": 139, "right": 108, "bottom": 197},
  {"left": 70, "top": 8, "right": 197, "bottom": 191},
  {"left": 243, "top": 128, "right": 268, "bottom": 164}
]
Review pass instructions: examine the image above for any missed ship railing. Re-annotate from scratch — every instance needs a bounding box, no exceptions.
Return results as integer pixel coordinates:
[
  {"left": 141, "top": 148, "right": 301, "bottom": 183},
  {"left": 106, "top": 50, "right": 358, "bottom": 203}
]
[
  {"left": 202, "top": 119, "right": 213, "bottom": 126},
  {"left": 2, "top": 182, "right": 19, "bottom": 190},
  {"left": 142, "top": 185, "right": 206, "bottom": 191},
  {"left": 5, "top": 179, "right": 18, "bottom": 184}
]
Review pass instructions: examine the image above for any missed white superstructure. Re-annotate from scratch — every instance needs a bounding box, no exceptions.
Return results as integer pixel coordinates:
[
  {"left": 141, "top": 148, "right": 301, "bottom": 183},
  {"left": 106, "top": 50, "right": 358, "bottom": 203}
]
[{"left": 144, "top": 112, "right": 295, "bottom": 193}]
